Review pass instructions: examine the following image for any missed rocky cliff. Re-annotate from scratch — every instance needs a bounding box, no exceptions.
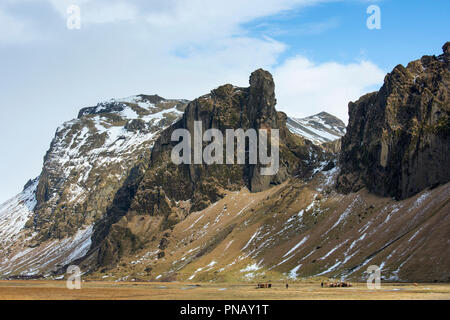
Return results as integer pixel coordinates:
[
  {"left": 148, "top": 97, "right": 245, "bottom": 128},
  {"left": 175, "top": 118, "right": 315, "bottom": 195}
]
[
  {"left": 338, "top": 42, "right": 450, "bottom": 200},
  {"left": 0, "top": 95, "right": 189, "bottom": 276},
  {"left": 87, "top": 69, "right": 329, "bottom": 267},
  {"left": 32, "top": 95, "right": 188, "bottom": 241}
]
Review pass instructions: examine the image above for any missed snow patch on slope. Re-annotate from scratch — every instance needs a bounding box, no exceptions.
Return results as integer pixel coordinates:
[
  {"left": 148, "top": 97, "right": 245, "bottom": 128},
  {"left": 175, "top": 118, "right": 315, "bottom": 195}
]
[
  {"left": 287, "top": 112, "right": 346, "bottom": 145},
  {"left": 0, "top": 179, "right": 38, "bottom": 245}
]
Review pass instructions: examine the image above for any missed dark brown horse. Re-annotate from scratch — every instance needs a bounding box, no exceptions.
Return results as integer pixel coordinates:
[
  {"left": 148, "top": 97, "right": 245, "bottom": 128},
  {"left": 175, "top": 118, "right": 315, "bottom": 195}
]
[{"left": 323, "top": 281, "right": 352, "bottom": 288}]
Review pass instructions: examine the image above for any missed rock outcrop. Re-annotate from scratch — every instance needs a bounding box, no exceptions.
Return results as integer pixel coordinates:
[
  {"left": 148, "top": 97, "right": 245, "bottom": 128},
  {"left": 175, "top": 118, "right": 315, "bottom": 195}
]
[
  {"left": 89, "top": 69, "right": 328, "bottom": 267},
  {"left": 338, "top": 42, "right": 450, "bottom": 199},
  {"left": 32, "top": 95, "right": 188, "bottom": 240}
]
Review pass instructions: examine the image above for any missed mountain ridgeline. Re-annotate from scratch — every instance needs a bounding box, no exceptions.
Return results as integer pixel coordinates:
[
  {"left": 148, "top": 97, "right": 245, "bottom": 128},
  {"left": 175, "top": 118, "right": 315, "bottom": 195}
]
[{"left": 0, "top": 43, "right": 448, "bottom": 282}]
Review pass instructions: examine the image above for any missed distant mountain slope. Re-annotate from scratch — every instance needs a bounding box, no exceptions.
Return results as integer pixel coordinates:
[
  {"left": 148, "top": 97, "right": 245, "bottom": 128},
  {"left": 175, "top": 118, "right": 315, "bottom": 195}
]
[
  {"left": 287, "top": 112, "right": 346, "bottom": 145},
  {"left": 85, "top": 170, "right": 449, "bottom": 283},
  {"left": 0, "top": 179, "right": 37, "bottom": 249}
]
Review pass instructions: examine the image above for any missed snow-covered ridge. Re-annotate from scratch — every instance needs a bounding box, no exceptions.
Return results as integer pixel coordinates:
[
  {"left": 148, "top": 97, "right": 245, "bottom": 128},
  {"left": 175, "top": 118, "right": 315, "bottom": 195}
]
[
  {"left": 77, "top": 94, "right": 188, "bottom": 118},
  {"left": 46, "top": 95, "right": 187, "bottom": 207},
  {"left": 287, "top": 112, "right": 346, "bottom": 145},
  {"left": 0, "top": 178, "right": 38, "bottom": 246},
  {"left": 0, "top": 223, "right": 94, "bottom": 277}
]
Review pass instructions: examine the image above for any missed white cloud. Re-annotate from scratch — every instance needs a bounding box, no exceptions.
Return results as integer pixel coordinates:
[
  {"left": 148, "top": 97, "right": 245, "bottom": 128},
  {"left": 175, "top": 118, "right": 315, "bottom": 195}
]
[
  {"left": 143, "top": 0, "right": 335, "bottom": 44},
  {"left": 43, "top": 0, "right": 331, "bottom": 29},
  {"left": 0, "top": 0, "right": 387, "bottom": 203},
  {"left": 148, "top": 36, "right": 287, "bottom": 99},
  {"left": 46, "top": 0, "right": 138, "bottom": 24},
  {"left": 273, "top": 56, "right": 385, "bottom": 122},
  {"left": 0, "top": 8, "right": 34, "bottom": 44},
  {"left": 83, "top": 1, "right": 138, "bottom": 24}
]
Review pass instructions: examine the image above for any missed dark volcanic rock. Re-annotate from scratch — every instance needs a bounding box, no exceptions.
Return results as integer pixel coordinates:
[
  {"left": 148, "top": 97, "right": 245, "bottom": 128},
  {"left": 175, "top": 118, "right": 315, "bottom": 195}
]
[
  {"left": 133, "top": 69, "right": 324, "bottom": 214},
  {"left": 125, "top": 119, "right": 147, "bottom": 132},
  {"left": 90, "top": 69, "right": 328, "bottom": 267},
  {"left": 337, "top": 42, "right": 450, "bottom": 199}
]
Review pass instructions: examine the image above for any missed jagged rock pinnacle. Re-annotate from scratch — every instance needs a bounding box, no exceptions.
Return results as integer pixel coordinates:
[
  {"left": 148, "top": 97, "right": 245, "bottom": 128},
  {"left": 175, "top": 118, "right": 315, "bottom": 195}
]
[{"left": 443, "top": 41, "right": 450, "bottom": 55}]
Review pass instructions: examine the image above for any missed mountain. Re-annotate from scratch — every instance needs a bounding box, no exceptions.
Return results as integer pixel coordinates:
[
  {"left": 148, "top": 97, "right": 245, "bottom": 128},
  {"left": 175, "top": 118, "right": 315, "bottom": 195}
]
[
  {"left": 81, "top": 69, "right": 330, "bottom": 268},
  {"left": 34, "top": 94, "right": 188, "bottom": 240},
  {"left": 0, "top": 95, "right": 188, "bottom": 276},
  {"left": 0, "top": 70, "right": 330, "bottom": 277},
  {"left": 0, "top": 43, "right": 449, "bottom": 283},
  {"left": 287, "top": 112, "right": 346, "bottom": 145},
  {"left": 337, "top": 42, "right": 450, "bottom": 200}
]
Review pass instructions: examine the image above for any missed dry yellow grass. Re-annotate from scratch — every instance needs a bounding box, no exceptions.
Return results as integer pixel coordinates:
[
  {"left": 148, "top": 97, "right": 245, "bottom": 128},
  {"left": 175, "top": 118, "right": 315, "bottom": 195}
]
[{"left": 0, "top": 280, "right": 449, "bottom": 300}]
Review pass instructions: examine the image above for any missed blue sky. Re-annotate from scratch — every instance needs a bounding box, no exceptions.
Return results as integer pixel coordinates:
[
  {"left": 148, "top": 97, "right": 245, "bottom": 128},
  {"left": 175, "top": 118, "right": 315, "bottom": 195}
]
[
  {"left": 0, "top": 0, "right": 449, "bottom": 203},
  {"left": 244, "top": 0, "right": 450, "bottom": 71}
]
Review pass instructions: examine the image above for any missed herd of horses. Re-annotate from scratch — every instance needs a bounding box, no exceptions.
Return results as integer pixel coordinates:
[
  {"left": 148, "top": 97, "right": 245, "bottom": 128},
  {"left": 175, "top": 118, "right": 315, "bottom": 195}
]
[
  {"left": 322, "top": 281, "right": 353, "bottom": 287},
  {"left": 255, "top": 282, "right": 352, "bottom": 289}
]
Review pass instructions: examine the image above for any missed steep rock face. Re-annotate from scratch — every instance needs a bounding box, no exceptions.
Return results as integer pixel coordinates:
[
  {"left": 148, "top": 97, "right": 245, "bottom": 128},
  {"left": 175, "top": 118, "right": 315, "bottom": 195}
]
[
  {"left": 338, "top": 43, "right": 450, "bottom": 199},
  {"left": 147, "top": 69, "right": 320, "bottom": 198},
  {"left": 89, "top": 69, "right": 329, "bottom": 267},
  {"left": 31, "top": 95, "right": 188, "bottom": 241}
]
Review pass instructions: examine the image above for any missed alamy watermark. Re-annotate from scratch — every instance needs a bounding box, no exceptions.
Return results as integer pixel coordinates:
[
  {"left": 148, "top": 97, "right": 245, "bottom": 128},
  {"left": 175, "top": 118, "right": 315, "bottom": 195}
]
[
  {"left": 67, "top": 5, "right": 81, "bottom": 30},
  {"left": 66, "top": 265, "right": 82, "bottom": 289},
  {"left": 366, "top": 265, "right": 381, "bottom": 289},
  {"left": 367, "top": 5, "right": 381, "bottom": 30},
  {"left": 66, "top": 4, "right": 381, "bottom": 31},
  {"left": 170, "top": 121, "right": 279, "bottom": 175}
]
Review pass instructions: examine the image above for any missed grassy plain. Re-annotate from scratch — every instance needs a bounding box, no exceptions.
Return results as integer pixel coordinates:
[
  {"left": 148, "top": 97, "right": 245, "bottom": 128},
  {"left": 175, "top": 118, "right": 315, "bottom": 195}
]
[{"left": 0, "top": 280, "right": 449, "bottom": 300}]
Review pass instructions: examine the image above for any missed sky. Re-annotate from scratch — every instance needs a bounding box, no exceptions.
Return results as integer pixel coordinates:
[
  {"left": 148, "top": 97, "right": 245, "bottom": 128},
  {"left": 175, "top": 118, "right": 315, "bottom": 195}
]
[{"left": 0, "top": 0, "right": 449, "bottom": 203}]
